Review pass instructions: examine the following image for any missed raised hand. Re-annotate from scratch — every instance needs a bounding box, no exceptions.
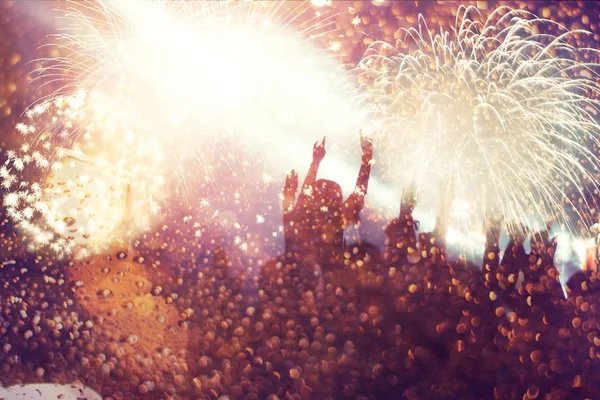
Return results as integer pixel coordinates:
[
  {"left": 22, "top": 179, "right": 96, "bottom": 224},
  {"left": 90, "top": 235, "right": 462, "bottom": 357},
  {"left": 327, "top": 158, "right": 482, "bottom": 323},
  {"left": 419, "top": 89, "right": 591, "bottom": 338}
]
[
  {"left": 360, "top": 130, "right": 374, "bottom": 158},
  {"left": 506, "top": 221, "right": 528, "bottom": 239},
  {"left": 484, "top": 212, "right": 504, "bottom": 230},
  {"left": 313, "top": 137, "right": 326, "bottom": 163},
  {"left": 283, "top": 170, "right": 299, "bottom": 214},
  {"left": 284, "top": 169, "right": 298, "bottom": 195},
  {"left": 400, "top": 181, "right": 418, "bottom": 217}
]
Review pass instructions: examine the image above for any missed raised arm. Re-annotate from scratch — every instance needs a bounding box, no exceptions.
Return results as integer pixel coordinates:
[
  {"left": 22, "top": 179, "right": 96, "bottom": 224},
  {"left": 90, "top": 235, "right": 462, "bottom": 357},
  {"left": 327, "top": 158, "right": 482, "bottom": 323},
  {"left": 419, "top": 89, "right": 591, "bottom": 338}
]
[
  {"left": 354, "top": 131, "right": 373, "bottom": 198},
  {"left": 483, "top": 212, "right": 503, "bottom": 272},
  {"left": 400, "top": 181, "right": 417, "bottom": 220},
  {"left": 282, "top": 170, "right": 298, "bottom": 215},
  {"left": 343, "top": 132, "right": 373, "bottom": 226},
  {"left": 297, "top": 137, "right": 326, "bottom": 206}
]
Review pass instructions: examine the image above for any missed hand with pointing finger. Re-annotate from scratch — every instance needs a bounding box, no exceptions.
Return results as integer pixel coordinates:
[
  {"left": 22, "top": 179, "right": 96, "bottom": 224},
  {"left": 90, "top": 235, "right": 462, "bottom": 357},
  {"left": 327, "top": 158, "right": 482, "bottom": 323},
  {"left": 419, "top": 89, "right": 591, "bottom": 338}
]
[{"left": 360, "top": 130, "right": 374, "bottom": 158}]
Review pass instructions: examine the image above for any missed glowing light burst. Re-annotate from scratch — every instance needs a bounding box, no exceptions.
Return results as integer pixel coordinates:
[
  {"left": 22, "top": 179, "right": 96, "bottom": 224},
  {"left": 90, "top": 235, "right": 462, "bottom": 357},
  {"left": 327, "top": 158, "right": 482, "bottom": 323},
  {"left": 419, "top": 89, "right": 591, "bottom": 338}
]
[
  {"left": 33, "top": 0, "right": 360, "bottom": 177},
  {"left": 356, "top": 5, "right": 600, "bottom": 236},
  {"left": 3, "top": 0, "right": 366, "bottom": 256}
]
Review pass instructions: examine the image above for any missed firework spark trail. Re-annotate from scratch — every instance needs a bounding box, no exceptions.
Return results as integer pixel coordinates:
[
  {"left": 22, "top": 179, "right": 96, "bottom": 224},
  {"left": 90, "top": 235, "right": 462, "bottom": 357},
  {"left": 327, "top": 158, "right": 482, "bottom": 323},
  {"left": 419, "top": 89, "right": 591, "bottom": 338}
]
[
  {"left": 2, "top": 0, "right": 368, "bottom": 257},
  {"left": 2, "top": 91, "right": 166, "bottom": 258},
  {"left": 355, "top": 5, "right": 600, "bottom": 239}
]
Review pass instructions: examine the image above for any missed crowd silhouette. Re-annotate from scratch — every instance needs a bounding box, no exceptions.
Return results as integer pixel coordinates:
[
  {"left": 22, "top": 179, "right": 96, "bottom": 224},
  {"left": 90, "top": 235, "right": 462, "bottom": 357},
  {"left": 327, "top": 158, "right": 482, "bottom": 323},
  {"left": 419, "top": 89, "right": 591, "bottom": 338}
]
[
  {"left": 2, "top": 136, "right": 600, "bottom": 400},
  {"left": 282, "top": 135, "right": 373, "bottom": 267}
]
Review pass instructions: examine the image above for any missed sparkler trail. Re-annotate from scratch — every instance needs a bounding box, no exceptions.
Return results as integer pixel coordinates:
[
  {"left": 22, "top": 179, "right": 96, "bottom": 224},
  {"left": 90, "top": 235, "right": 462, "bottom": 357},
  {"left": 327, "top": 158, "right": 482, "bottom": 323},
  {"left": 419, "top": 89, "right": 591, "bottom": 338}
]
[{"left": 356, "top": 5, "right": 600, "bottom": 238}]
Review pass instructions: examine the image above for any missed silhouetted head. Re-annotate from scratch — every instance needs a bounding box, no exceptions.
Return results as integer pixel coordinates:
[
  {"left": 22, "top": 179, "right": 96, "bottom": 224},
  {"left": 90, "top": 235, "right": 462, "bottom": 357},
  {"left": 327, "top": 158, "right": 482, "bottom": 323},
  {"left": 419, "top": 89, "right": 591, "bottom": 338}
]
[{"left": 314, "top": 179, "right": 343, "bottom": 209}]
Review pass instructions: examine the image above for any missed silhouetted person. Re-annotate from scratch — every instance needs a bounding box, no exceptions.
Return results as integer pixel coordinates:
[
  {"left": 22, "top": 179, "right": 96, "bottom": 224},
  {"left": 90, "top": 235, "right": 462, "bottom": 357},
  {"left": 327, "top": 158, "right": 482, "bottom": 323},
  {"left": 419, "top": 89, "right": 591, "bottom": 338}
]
[
  {"left": 523, "top": 228, "right": 563, "bottom": 301},
  {"left": 400, "top": 181, "right": 418, "bottom": 221},
  {"left": 499, "top": 222, "right": 529, "bottom": 292},
  {"left": 282, "top": 169, "right": 299, "bottom": 256},
  {"left": 527, "top": 228, "right": 555, "bottom": 274},
  {"left": 282, "top": 134, "right": 373, "bottom": 264},
  {"left": 384, "top": 182, "right": 418, "bottom": 266},
  {"left": 482, "top": 213, "right": 503, "bottom": 290}
]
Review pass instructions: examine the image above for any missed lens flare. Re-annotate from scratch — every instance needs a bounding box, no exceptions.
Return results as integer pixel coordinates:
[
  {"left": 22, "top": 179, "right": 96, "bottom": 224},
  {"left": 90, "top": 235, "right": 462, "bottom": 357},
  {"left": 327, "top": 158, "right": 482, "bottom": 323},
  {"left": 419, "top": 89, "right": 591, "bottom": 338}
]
[{"left": 356, "top": 5, "right": 600, "bottom": 237}]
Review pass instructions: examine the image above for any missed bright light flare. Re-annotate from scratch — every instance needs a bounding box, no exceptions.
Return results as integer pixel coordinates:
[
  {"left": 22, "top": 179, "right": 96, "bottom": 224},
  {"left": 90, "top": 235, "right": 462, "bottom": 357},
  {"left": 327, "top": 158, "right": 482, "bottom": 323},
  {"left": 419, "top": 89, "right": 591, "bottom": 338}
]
[
  {"left": 3, "top": 0, "right": 368, "bottom": 258},
  {"left": 36, "top": 0, "right": 364, "bottom": 179}
]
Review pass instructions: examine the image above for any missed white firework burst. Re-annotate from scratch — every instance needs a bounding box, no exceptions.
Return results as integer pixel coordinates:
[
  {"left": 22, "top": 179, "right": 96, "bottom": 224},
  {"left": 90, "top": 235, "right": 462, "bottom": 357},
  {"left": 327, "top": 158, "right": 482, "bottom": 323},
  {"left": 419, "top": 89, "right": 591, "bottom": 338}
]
[{"left": 356, "top": 5, "right": 600, "bottom": 235}]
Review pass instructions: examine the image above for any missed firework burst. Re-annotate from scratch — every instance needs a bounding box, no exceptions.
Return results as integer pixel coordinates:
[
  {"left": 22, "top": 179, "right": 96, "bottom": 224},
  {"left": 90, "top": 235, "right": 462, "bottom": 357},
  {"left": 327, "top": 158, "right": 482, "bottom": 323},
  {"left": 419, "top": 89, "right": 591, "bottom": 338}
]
[
  {"left": 31, "top": 0, "right": 355, "bottom": 176},
  {"left": 2, "top": 0, "right": 363, "bottom": 256},
  {"left": 2, "top": 91, "right": 166, "bottom": 258},
  {"left": 356, "top": 5, "right": 600, "bottom": 235}
]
